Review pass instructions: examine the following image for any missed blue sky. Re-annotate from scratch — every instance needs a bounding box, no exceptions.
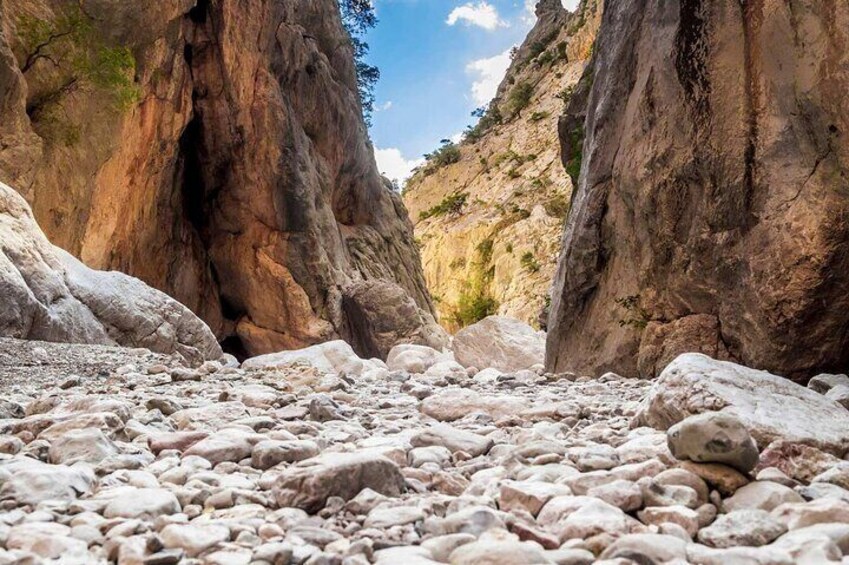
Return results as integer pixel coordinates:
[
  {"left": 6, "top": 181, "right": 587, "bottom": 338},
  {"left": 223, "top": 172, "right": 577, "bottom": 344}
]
[{"left": 366, "top": 0, "right": 579, "bottom": 184}]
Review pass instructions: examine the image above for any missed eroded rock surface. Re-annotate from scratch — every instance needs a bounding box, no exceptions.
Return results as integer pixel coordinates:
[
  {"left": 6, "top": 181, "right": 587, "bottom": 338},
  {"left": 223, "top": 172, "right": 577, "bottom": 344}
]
[
  {"left": 635, "top": 354, "right": 849, "bottom": 455},
  {"left": 547, "top": 0, "right": 849, "bottom": 379},
  {"left": 0, "top": 0, "right": 433, "bottom": 359},
  {"left": 403, "top": 0, "right": 602, "bottom": 330}
]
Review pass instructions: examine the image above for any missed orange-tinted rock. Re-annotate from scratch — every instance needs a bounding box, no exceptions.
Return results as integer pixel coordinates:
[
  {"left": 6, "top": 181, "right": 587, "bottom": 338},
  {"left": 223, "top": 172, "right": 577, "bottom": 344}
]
[{"left": 0, "top": 0, "right": 433, "bottom": 359}]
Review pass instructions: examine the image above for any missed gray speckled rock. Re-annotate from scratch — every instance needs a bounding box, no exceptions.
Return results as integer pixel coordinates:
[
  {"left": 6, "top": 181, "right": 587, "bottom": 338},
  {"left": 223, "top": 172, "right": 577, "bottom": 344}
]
[
  {"left": 698, "top": 509, "right": 787, "bottom": 548},
  {"left": 635, "top": 354, "right": 849, "bottom": 455},
  {"left": 667, "top": 412, "right": 759, "bottom": 473},
  {"left": 274, "top": 451, "right": 405, "bottom": 512}
]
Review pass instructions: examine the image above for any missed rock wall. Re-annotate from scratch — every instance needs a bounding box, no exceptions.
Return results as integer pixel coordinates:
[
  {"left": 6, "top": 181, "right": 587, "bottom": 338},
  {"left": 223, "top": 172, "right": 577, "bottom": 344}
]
[
  {"left": 0, "top": 0, "right": 434, "bottom": 359},
  {"left": 547, "top": 0, "right": 849, "bottom": 380},
  {"left": 403, "top": 0, "right": 600, "bottom": 331}
]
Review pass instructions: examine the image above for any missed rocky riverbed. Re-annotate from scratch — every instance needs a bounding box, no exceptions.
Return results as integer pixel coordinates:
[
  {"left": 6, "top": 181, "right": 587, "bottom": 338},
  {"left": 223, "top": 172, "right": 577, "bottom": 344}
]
[{"left": 2, "top": 337, "right": 849, "bottom": 564}]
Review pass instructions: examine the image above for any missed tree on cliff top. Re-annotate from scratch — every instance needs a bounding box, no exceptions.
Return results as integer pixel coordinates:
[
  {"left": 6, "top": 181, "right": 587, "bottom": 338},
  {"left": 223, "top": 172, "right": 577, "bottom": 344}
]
[{"left": 340, "top": 0, "right": 380, "bottom": 128}]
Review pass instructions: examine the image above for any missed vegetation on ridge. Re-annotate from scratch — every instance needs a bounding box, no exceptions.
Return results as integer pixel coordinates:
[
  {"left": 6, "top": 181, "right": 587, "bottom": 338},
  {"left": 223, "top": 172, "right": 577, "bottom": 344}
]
[
  {"left": 16, "top": 5, "right": 140, "bottom": 145},
  {"left": 418, "top": 192, "right": 467, "bottom": 221}
]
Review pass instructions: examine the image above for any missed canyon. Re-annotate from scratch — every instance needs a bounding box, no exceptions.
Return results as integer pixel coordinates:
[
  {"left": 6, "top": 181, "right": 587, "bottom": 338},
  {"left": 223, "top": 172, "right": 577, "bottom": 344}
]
[{"left": 0, "top": 0, "right": 847, "bottom": 563}]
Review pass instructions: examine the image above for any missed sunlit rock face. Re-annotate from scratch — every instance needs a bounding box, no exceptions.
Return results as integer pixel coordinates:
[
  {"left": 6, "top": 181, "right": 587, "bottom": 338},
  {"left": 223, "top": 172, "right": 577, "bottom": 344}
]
[
  {"left": 0, "top": 0, "right": 434, "bottom": 359},
  {"left": 403, "top": 0, "right": 602, "bottom": 332},
  {"left": 548, "top": 0, "right": 849, "bottom": 379}
]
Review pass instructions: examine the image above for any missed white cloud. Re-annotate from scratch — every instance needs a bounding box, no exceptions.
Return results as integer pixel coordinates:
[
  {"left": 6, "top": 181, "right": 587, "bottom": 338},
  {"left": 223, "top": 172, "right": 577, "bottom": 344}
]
[
  {"left": 375, "top": 100, "right": 393, "bottom": 112},
  {"left": 466, "top": 47, "right": 513, "bottom": 106},
  {"left": 446, "top": 2, "right": 507, "bottom": 31},
  {"left": 374, "top": 147, "right": 424, "bottom": 186}
]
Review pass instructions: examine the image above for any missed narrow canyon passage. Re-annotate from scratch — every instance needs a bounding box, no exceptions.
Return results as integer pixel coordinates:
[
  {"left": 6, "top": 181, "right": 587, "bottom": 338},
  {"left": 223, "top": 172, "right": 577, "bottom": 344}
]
[{"left": 0, "top": 0, "right": 847, "bottom": 563}]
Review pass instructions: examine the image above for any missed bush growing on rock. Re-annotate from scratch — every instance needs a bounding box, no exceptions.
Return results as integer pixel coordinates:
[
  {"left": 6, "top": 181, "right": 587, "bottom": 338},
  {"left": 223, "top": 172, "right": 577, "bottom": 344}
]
[
  {"left": 15, "top": 5, "right": 140, "bottom": 144},
  {"left": 506, "top": 81, "right": 534, "bottom": 118},
  {"left": 418, "top": 192, "right": 467, "bottom": 221}
]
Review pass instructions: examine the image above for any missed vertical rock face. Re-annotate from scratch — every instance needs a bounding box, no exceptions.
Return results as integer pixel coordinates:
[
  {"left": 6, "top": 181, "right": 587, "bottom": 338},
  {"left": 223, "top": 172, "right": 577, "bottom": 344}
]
[
  {"left": 547, "top": 0, "right": 849, "bottom": 379},
  {"left": 0, "top": 0, "right": 434, "bottom": 358},
  {"left": 403, "top": 0, "right": 601, "bottom": 331}
]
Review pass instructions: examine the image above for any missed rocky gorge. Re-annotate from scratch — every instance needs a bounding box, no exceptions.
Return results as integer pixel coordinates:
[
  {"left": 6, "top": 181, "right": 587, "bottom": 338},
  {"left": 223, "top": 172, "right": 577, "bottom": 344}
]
[
  {"left": 0, "top": 0, "right": 848, "bottom": 563},
  {"left": 2, "top": 331, "right": 849, "bottom": 564}
]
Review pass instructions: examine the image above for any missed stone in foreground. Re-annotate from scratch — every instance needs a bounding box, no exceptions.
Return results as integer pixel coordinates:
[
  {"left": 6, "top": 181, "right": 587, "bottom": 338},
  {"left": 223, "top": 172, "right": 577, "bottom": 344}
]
[
  {"left": 274, "top": 451, "right": 405, "bottom": 512},
  {"left": 667, "top": 412, "right": 759, "bottom": 473},
  {"left": 635, "top": 354, "right": 849, "bottom": 455}
]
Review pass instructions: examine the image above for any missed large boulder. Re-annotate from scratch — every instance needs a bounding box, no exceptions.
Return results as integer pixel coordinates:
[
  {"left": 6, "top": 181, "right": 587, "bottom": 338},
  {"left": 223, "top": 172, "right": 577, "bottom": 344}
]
[
  {"left": 341, "top": 279, "right": 449, "bottom": 360},
  {"left": 387, "top": 344, "right": 452, "bottom": 374},
  {"left": 453, "top": 316, "right": 545, "bottom": 372},
  {"left": 0, "top": 181, "right": 222, "bottom": 362},
  {"left": 242, "top": 340, "right": 372, "bottom": 376},
  {"left": 635, "top": 354, "right": 849, "bottom": 455},
  {"left": 546, "top": 0, "right": 849, "bottom": 379}
]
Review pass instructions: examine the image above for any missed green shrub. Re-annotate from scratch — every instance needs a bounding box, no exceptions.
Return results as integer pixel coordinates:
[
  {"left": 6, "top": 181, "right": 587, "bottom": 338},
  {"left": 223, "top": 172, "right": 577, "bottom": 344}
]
[
  {"left": 17, "top": 5, "right": 140, "bottom": 145},
  {"left": 529, "top": 111, "right": 550, "bottom": 122},
  {"left": 531, "top": 176, "right": 552, "bottom": 189},
  {"left": 506, "top": 81, "right": 534, "bottom": 118},
  {"left": 449, "top": 237, "right": 499, "bottom": 328},
  {"left": 507, "top": 168, "right": 521, "bottom": 179},
  {"left": 18, "top": 6, "right": 139, "bottom": 112},
  {"left": 414, "top": 140, "right": 462, "bottom": 179},
  {"left": 544, "top": 194, "right": 570, "bottom": 219},
  {"left": 449, "top": 257, "right": 466, "bottom": 270},
  {"left": 521, "top": 252, "right": 541, "bottom": 273},
  {"left": 564, "top": 125, "right": 584, "bottom": 183},
  {"left": 556, "top": 85, "right": 575, "bottom": 109},
  {"left": 451, "top": 292, "right": 498, "bottom": 328},
  {"left": 418, "top": 192, "right": 467, "bottom": 221},
  {"left": 615, "top": 295, "right": 650, "bottom": 329},
  {"left": 425, "top": 140, "right": 461, "bottom": 167},
  {"left": 465, "top": 104, "right": 503, "bottom": 143},
  {"left": 476, "top": 238, "right": 494, "bottom": 264}
]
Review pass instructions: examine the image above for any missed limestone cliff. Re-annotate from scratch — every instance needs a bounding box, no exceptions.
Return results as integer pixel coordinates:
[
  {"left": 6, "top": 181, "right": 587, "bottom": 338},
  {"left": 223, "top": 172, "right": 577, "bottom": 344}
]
[
  {"left": 547, "top": 0, "right": 849, "bottom": 380},
  {"left": 403, "top": 0, "right": 600, "bottom": 331},
  {"left": 0, "top": 0, "right": 438, "bottom": 358}
]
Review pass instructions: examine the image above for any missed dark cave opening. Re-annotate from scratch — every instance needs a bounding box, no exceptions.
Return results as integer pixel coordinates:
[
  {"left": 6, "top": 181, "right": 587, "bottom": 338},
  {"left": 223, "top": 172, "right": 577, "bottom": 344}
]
[
  {"left": 178, "top": 115, "right": 207, "bottom": 234},
  {"left": 188, "top": 0, "right": 210, "bottom": 24},
  {"left": 221, "top": 335, "right": 249, "bottom": 361}
]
